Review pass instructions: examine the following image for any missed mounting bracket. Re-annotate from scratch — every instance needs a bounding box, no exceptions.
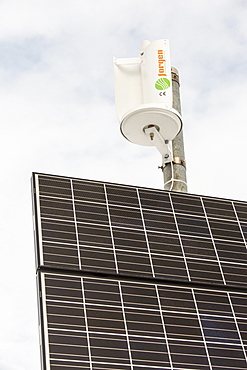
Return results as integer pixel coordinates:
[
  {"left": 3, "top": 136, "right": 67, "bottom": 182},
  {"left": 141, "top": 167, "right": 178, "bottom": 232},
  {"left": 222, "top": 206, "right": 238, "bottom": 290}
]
[{"left": 144, "top": 125, "right": 173, "bottom": 166}]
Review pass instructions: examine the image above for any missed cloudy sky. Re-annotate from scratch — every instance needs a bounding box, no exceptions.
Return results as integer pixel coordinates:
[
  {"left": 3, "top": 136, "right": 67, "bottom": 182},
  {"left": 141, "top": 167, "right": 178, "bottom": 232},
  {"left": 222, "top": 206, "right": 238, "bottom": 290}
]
[{"left": 1, "top": 0, "right": 247, "bottom": 368}]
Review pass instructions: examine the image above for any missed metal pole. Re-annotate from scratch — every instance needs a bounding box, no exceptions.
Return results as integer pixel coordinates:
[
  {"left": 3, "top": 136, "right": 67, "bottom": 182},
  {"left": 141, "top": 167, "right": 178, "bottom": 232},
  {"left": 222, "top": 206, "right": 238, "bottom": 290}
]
[{"left": 162, "top": 67, "right": 188, "bottom": 192}]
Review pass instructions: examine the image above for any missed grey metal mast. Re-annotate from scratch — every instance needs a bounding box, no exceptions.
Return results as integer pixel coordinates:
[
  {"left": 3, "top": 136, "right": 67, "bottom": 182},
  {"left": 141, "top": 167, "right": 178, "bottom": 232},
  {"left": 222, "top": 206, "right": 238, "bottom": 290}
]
[{"left": 162, "top": 67, "right": 187, "bottom": 193}]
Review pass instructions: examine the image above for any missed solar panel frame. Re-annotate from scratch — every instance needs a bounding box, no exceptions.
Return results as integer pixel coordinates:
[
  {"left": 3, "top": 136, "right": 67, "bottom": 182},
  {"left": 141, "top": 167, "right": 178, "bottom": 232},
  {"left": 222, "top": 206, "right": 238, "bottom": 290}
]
[{"left": 32, "top": 172, "right": 247, "bottom": 370}]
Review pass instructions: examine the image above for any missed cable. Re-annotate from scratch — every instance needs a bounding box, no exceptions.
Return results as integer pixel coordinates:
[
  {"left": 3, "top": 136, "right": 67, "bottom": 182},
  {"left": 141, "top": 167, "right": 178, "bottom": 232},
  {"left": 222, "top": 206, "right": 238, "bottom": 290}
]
[
  {"left": 163, "top": 161, "right": 187, "bottom": 191},
  {"left": 169, "top": 160, "right": 174, "bottom": 191}
]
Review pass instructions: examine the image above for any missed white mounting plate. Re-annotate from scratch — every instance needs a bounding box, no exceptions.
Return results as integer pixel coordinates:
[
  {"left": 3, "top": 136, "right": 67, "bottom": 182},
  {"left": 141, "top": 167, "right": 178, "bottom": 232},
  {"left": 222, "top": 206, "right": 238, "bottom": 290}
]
[{"left": 120, "top": 104, "right": 182, "bottom": 146}]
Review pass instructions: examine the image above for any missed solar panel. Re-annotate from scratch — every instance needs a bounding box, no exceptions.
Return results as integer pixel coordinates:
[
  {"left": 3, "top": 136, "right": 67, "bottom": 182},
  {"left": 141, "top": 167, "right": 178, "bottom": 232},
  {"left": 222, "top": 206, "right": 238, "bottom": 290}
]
[
  {"left": 38, "top": 272, "right": 247, "bottom": 370},
  {"left": 32, "top": 173, "right": 247, "bottom": 370}
]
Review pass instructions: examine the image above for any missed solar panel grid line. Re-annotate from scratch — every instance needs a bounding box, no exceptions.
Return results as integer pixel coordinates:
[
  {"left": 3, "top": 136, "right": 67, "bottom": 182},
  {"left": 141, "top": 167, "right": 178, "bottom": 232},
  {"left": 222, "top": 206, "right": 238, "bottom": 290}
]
[
  {"left": 39, "top": 194, "right": 74, "bottom": 202},
  {"left": 87, "top": 303, "right": 158, "bottom": 314},
  {"left": 194, "top": 290, "right": 235, "bottom": 317},
  {"left": 179, "top": 231, "right": 243, "bottom": 243},
  {"left": 41, "top": 220, "right": 77, "bottom": 247},
  {"left": 106, "top": 184, "right": 140, "bottom": 208},
  {"left": 116, "top": 245, "right": 153, "bottom": 256},
  {"left": 166, "top": 319, "right": 216, "bottom": 341},
  {"left": 86, "top": 280, "right": 166, "bottom": 368},
  {"left": 204, "top": 347, "right": 247, "bottom": 370},
  {"left": 41, "top": 219, "right": 107, "bottom": 228},
  {"left": 45, "top": 268, "right": 242, "bottom": 302},
  {"left": 75, "top": 205, "right": 109, "bottom": 227},
  {"left": 130, "top": 204, "right": 174, "bottom": 214},
  {"left": 227, "top": 292, "right": 247, "bottom": 362},
  {"left": 35, "top": 173, "right": 246, "bottom": 209},
  {"left": 50, "top": 275, "right": 239, "bottom": 312},
  {"left": 141, "top": 210, "right": 177, "bottom": 234},
  {"left": 38, "top": 176, "right": 71, "bottom": 196},
  {"left": 171, "top": 211, "right": 213, "bottom": 221},
  {"left": 234, "top": 204, "right": 247, "bottom": 223},
  {"left": 168, "top": 317, "right": 243, "bottom": 344},
  {"left": 200, "top": 214, "right": 241, "bottom": 224},
  {"left": 90, "top": 200, "right": 142, "bottom": 212},
  {"left": 200, "top": 321, "right": 242, "bottom": 346},
  {"left": 90, "top": 364, "right": 167, "bottom": 370},
  {"left": 171, "top": 349, "right": 245, "bottom": 370},
  {"left": 200, "top": 197, "right": 226, "bottom": 285},
  {"left": 117, "top": 281, "right": 134, "bottom": 369},
  {"left": 232, "top": 201, "right": 247, "bottom": 250},
  {"left": 191, "top": 289, "right": 213, "bottom": 369},
  {"left": 165, "top": 345, "right": 211, "bottom": 369},
  {"left": 89, "top": 331, "right": 167, "bottom": 341},
  {"left": 226, "top": 268, "right": 247, "bottom": 287},
  {"left": 78, "top": 288, "right": 240, "bottom": 318},
  {"left": 229, "top": 293, "right": 247, "bottom": 321},
  {"left": 34, "top": 174, "right": 45, "bottom": 266},
  {"left": 39, "top": 197, "right": 74, "bottom": 221},
  {"left": 209, "top": 222, "right": 244, "bottom": 243},
  {"left": 168, "top": 192, "right": 191, "bottom": 281},
  {"left": 50, "top": 363, "right": 90, "bottom": 369},
  {"left": 221, "top": 264, "right": 247, "bottom": 287},
  {"left": 109, "top": 210, "right": 143, "bottom": 231},
  {"left": 137, "top": 189, "right": 172, "bottom": 213},
  {"left": 113, "top": 252, "right": 152, "bottom": 277},
  {"left": 36, "top": 275, "right": 49, "bottom": 370},
  {"left": 40, "top": 273, "right": 53, "bottom": 370},
  {"left": 69, "top": 180, "right": 81, "bottom": 269},
  {"left": 185, "top": 257, "right": 246, "bottom": 276},
  {"left": 172, "top": 193, "right": 234, "bottom": 220},
  {"left": 43, "top": 256, "right": 77, "bottom": 270},
  {"left": 155, "top": 285, "right": 174, "bottom": 369},
  {"left": 80, "top": 277, "right": 93, "bottom": 370},
  {"left": 112, "top": 224, "right": 181, "bottom": 235},
  {"left": 211, "top": 240, "right": 247, "bottom": 265},
  {"left": 123, "top": 286, "right": 203, "bottom": 368},
  {"left": 203, "top": 199, "right": 237, "bottom": 220},
  {"left": 185, "top": 262, "right": 223, "bottom": 285},
  {"left": 136, "top": 188, "right": 155, "bottom": 278},
  {"left": 103, "top": 183, "right": 119, "bottom": 273},
  {"left": 170, "top": 193, "right": 205, "bottom": 217},
  {"left": 42, "top": 207, "right": 246, "bottom": 252},
  {"left": 167, "top": 336, "right": 242, "bottom": 346}
]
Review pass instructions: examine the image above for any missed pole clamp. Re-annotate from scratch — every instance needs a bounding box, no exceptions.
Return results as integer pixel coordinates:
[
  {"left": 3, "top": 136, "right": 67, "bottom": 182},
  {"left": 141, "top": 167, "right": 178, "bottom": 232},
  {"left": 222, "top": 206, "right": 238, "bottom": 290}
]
[{"left": 173, "top": 156, "right": 186, "bottom": 168}]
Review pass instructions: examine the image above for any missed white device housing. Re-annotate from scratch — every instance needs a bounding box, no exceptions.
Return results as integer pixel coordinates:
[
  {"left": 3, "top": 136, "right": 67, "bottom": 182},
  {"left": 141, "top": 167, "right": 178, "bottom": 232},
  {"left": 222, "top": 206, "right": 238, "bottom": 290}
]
[{"left": 114, "top": 39, "right": 182, "bottom": 147}]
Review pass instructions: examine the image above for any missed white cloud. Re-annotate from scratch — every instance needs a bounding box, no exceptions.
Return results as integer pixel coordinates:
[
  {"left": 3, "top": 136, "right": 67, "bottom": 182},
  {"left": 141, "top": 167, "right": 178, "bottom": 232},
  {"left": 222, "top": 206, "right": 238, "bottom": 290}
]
[{"left": 1, "top": 0, "right": 247, "bottom": 368}]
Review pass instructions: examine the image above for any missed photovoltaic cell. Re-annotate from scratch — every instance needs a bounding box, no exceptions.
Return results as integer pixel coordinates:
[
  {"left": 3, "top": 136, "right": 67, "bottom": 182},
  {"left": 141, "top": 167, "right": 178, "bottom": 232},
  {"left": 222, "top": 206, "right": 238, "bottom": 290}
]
[
  {"left": 33, "top": 173, "right": 247, "bottom": 287},
  {"left": 32, "top": 173, "right": 247, "bottom": 370},
  {"left": 39, "top": 272, "right": 247, "bottom": 370}
]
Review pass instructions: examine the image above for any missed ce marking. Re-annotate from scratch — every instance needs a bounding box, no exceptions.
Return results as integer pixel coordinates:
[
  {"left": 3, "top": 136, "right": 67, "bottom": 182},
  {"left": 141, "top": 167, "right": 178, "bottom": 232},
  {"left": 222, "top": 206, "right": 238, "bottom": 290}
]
[{"left": 159, "top": 91, "right": 166, "bottom": 96}]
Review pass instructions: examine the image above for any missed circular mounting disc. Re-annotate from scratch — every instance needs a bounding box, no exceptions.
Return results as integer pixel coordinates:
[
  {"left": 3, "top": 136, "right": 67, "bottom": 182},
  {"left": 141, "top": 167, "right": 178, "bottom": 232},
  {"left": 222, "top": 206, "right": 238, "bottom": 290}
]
[{"left": 120, "top": 105, "right": 182, "bottom": 146}]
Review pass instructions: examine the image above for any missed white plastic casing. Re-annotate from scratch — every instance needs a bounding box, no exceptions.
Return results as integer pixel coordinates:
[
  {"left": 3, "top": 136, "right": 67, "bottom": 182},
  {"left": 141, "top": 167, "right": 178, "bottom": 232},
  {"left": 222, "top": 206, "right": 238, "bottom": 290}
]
[
  {"left": 121, "top": 105, "right": 181, "bottom": 146},
  {"left": 114, "top": 39, "right": 182, "bottom": 147}
]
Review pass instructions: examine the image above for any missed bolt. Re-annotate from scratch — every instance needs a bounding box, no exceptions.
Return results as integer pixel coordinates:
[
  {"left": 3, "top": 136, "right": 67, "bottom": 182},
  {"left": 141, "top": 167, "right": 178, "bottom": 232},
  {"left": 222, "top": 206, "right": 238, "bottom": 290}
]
[{"left": 164, "top": 154, "right": 169, "bottom": 159}]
